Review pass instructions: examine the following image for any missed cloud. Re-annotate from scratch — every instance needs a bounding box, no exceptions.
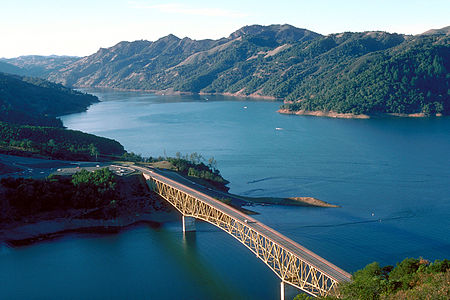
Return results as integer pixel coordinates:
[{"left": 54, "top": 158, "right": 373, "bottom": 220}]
[{"left": 129, "top": 2, "right": 248, "bottom": 18}]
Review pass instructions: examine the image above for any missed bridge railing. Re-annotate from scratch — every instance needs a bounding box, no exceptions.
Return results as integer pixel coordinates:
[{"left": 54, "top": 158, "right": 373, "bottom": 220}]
[{"left": 143, "top": 171, "right": 351, "bottom": 297}]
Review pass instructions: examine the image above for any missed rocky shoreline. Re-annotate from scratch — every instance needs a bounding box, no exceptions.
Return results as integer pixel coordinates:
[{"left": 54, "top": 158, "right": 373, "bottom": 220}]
[
  {"left": 278, "top": 108, "right": 370, "bottom": 119},
  {"left": 0, "top": 209, "right": 178, "bottom": 247},
  {"left": 278, "top": 108, "right": 445, "bottom": 119}
]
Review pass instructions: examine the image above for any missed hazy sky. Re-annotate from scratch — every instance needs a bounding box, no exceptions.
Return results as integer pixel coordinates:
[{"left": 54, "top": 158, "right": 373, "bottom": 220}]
[{"left": 1, "top": 0, "right": 448, "bottom": 58}]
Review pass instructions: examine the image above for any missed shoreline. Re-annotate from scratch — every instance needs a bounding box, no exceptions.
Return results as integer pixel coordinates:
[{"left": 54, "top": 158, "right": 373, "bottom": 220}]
[
  {"left": 239, "top": 195, "right": 339, "bottom": 208},
  {"left": 278, "top": 108, "right": 445, "bottom": 119},
  {"left": 0, "top": 156, "right": 339, "bottom": 247},
  {"left": 0, "top": 210, "right": 178, "bottom": 247},
  {"left": 0, "top": 195, "right": 335, "bottom": 247},
  {"left": 278, "top": 108, "right": 371, "bottom": 119},
  {"left": 74, "top": 86, "right": 445, "bottom": 119},
  {"left": 74, "top": 86, "right": 281, "bottom": 101}
]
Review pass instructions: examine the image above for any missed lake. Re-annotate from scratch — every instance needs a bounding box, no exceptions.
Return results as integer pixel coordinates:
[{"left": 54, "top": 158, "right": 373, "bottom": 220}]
[{"left": 1, "top": 89, "right": 449, "bottom": 299}]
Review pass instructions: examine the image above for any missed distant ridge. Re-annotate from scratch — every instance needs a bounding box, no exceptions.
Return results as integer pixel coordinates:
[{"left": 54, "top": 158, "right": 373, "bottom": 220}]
[
  {"left": 5, "top": 24, "right": 449, "bottom": 117},
  {"left": 228, "top": 24, "right": 322, "bottom": 43},
  {"left": 0, "top": 61, "right": 25, "bottom": 76},
  {"left": 0, "top": 55, "right": 79, "bottom": 77},
  {"left": 421, "top": 25, "right": 450, "bottom": 35}
]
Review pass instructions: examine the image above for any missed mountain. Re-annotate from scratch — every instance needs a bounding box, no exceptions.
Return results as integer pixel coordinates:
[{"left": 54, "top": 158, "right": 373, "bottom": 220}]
[
  {"left": 0, "top": 72, "right": 125, "bottom": 160},
  {"left": 0, "top": 121, "right": 125, "bottom": 160},
  {"left": 421, "top": 25, "right": 450, "bottom": 36},
  {"left": 0, "top": 61, "right": 26, "bottom": 76},
  {"left": 24, "top": 24, "right": 450, "bottom": 116},
  {"left": 47, "top": 24, "right": 321, "bottom": 89},
  {"left": 47, "top": 35, "right": 229, "bottom": 88},
  {"left": 1, "top": 55, "right": 79, "bottom": 78},
  {"left": 278, "top": 33, "right": 449, "bottom": 116},
  {"left": 228, "top": 24, "right": 321, "bottom": 43},
  {"left": 0, "top": 72, "right": 98, "bottom": 127}
]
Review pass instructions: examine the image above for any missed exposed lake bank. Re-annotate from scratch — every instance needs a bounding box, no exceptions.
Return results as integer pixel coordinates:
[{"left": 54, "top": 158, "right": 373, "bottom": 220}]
[
  {"left": 0, "top": 209, "right": 178, "bottom": 247},
  {"left": 277, "top": 108, "right": 370, "bottom": 119},
  {"left": 277, "top": 108, "right": 445, "bottom": 119}
]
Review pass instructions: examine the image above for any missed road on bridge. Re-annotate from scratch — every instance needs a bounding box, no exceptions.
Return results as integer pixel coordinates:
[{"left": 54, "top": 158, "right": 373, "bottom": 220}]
[{"left": 134, "top": 165, "right": 352, "bottom": 284}]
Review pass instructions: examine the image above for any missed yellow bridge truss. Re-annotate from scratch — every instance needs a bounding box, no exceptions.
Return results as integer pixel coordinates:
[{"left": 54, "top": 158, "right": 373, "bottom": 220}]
[{"left": 145, "top": 175, "right": 348, "bottom": 297}]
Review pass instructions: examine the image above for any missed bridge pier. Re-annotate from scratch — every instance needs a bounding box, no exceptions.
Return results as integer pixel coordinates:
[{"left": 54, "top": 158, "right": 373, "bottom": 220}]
[
  {"left": 281, "top": 281, "right": 301, "bottom": 300},
  {"left": 182, "top": 216, "right": 196, "bottom": 232},
  {"left": 139, "top": 170, "right": 351, "bottom": 297}
]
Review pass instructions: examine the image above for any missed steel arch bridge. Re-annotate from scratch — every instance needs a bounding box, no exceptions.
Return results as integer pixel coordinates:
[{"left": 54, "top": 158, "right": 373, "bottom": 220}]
[{"left": 137, "top": 167, "right": 351, "bottom": 298}]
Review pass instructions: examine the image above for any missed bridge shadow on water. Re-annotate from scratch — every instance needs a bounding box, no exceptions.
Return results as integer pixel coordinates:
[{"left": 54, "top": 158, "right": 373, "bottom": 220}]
[{"left": 151, "top": 226, "right": 250, "bottom": 300}]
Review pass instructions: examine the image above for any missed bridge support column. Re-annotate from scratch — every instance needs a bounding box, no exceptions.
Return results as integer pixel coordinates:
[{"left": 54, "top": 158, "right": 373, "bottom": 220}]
[
  {"left": 281, "top": 281, "right": 300, "bottom": 300},
  {"left": 182, "top": 216, "right": 196, "bottom": 232}
]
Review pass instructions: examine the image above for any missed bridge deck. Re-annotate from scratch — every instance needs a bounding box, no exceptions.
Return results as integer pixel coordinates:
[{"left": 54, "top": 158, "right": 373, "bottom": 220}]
[{"left": 136, "top": 166, "right": 351, "bottom": 284}]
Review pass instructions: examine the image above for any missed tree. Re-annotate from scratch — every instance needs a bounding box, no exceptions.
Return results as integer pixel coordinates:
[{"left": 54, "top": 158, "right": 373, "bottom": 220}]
[
  {"left": 89, "top": 143, "right": 99, "bottom": 161},
  {"left": 339, "top": 262, "right": 386, "bottom": 300},
  {"left": 208, "top": 157, "right": 217, "bottom": 171}
]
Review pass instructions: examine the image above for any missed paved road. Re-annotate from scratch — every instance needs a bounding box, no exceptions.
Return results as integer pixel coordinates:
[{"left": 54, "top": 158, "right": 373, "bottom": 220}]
[
  {"left": 0, "top": 154, "right": 134, "bottom": 179},
  {"left": 134, "top": 165, "right": 352, "bottom": 284},
  {"left": 142, "top": 167, "right": 248, "bottom": 206}
]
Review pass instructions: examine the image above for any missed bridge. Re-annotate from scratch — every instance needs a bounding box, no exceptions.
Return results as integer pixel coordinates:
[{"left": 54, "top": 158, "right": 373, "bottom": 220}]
[{"left": 134, "top": 166, "right": 351, "bottom": 298}]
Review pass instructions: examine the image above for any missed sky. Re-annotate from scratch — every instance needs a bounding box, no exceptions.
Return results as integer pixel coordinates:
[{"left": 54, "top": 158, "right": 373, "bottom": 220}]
[{"left": 0, "top": 0, "right": 448, "bottom": 58}]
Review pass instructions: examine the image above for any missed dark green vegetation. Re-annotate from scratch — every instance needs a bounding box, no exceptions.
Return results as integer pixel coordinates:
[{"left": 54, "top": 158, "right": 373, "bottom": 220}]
[
  {"left": 0, "top": 71, "right": 126, "bottom": 161},
  {"left": 294, "top": 258, "right": 450, "bottom": 300},
  {"left": 167, "top": 152, "right": 229, "bottom": 191},
  {"left": 121, "top": 152, "right": 229, "bottom": 191},
  {"left": 280, "top": 34, "right": 449, "bottom": 116},
  {"left": 19, "top": 24, "right": 447, "bottom": 116},
  {"left": 0, "top": 168, "right": 158, "bottom": 224},
  {"left": 0, "top": 168, "right": 117, "bottom": 220},
  {"left": 0, "top": 121, "right": 125, "bottom": 160},
  {"left": 0, "top": 72, "right": 98, "bottom": 127}
]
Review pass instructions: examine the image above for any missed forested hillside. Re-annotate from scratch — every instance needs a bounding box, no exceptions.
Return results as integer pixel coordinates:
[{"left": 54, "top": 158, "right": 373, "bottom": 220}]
[
  {"left": 296, "top": 258, "right": 449, "bottom": 300},
  {"left": 0, "top": 72, "right": 98, "bottom": 126},
  {"left": 0, "top": 72, "right": 127, "bottom": 160},
  {"left": 8, "top": 24, "right": 450, "bottom": 117},
  {"left": 280, "top": 34, "right": 449, "bottom": 116},
  {"left": 0, "top": 121, "right": 125, "bottom": 160}
]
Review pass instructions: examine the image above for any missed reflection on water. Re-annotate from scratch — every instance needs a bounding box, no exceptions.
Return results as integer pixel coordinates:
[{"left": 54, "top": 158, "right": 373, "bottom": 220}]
[{"left": 0, "top": 223, "right": 278, "bottom": 299}]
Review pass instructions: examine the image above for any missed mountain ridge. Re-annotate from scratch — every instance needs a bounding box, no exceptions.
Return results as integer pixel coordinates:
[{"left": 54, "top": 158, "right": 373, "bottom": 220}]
[{"left": 4, "top": 24, "right": 449, "bottom": 117}]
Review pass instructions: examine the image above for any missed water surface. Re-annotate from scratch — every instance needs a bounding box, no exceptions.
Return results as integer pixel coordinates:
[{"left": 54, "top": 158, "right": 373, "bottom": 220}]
[{"left": 2, "top": 90, "right": 449, "bottom": 299}]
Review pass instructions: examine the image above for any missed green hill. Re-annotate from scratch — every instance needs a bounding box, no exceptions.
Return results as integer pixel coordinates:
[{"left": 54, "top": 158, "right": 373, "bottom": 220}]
[
  {"left": 0, "top": 121, "right": 125, "bottom": 160},
  {"left": 279, "top": 33, "right": 449, "bottom": 116},
  {"left": 10, "top": 24, "right": 450, "bottom": 117},
  {"left": 0, "top": 72, "right": 98, "bottom": 126},
  {"left": 0, "top": 72, "right": 126, "bottom": 160},
  {"left": 296, "top": 257, "right": 449, "bottom": 300}
]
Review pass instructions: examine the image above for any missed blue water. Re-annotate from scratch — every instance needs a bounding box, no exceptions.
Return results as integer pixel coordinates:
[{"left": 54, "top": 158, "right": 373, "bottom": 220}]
[{"left": 1, "top": 89, "right": 449, "bottom": 299}]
